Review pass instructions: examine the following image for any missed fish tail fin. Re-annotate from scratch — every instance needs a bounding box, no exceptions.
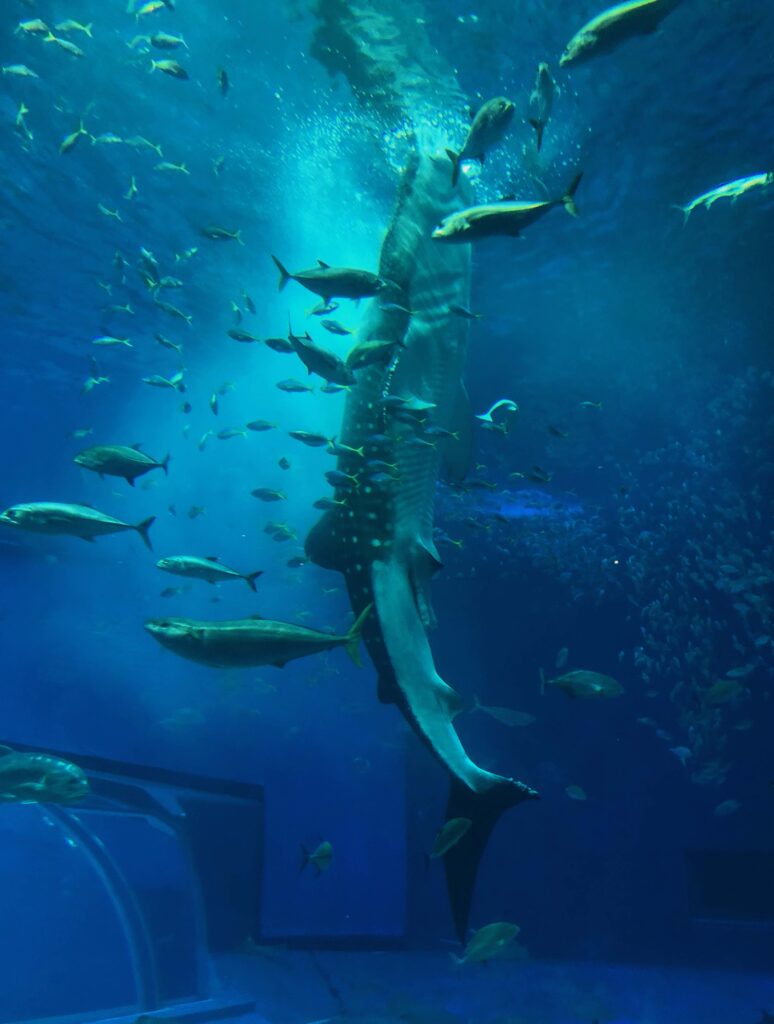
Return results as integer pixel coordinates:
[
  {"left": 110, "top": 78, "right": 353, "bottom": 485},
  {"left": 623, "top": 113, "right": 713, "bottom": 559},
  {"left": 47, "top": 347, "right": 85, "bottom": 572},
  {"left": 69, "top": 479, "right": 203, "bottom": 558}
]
[
  {"left": 271, "top": 254, "right": 291, "bottom": 290},
  {"left": 85, "top": 24, "right": 93, "bottom": 38},
  {"left": 235, "top": 230, "right": 244, "bottom": 246},
  {"left": 562, "top": 171, "right": 583, "bottom": 217},
  {"left": 671, "top": 203, "right": 690, "bottom": 225},
  {"left": 539, "top": 667, "right": 546, "bottom": 695},
  {"left": 473, "top": 693, "right": 482, "bottom": 712},
  {"left": 445, "top": 149, "right": 461, "bottom": 187},
  {"left": 444, "top": 775, "right": 539, "bottom": 941},
  {"left": 244, "top": 570, "right": 264, "bottom": 592},
  {"left": 344, "top": 602, "right": 373, "bottom": 667},
  {"left": 299, "top": 844, "right": 309, "bottom": 873},
  {"left": 149, "top": 60, "right": 157, "bottom": 72},
  {"left": 529, "top": 118, "right": 544, "bottom": 151},
  {"left": 160, "top": 453, "right": 171, "bottom": 475},
  {"left": 135, "top": 516, "right": 156, "bottom": 551}
]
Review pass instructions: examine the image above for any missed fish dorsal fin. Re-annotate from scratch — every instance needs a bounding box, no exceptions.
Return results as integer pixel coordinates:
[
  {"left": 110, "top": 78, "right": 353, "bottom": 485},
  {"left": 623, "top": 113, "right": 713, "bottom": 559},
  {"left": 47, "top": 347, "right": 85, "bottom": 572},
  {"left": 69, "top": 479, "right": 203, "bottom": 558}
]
[
  {"left": 468, "top": 107, "right": 476, "bottom": 120},
  {"left": 0, "top": 744, "right": 15, "bottom": 757},
  {"left": 317, "top": 259, "right": 330, "bottom": 268},
  {"left": 499, "top": 193, "right": 515, "bottom": 202},
  {"left": 205, "top": 555, "right": 219, "bottom": 561},
  {"left": 440, "top": 380, "right": 474, "bottom": 484},
  {"left": 132, "top": 442, "right": 143, "bottom": 450},
  {"left": 247, "top": 613, "right": 264, "bottom": 620}
]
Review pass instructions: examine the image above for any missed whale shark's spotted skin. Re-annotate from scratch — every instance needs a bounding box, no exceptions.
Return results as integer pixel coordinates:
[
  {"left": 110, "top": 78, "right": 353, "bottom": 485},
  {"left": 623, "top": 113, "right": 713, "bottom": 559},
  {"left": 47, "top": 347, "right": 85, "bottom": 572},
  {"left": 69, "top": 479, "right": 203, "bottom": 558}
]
[{"left": 306, "top": 151, "right": 538, "bottom": 938}]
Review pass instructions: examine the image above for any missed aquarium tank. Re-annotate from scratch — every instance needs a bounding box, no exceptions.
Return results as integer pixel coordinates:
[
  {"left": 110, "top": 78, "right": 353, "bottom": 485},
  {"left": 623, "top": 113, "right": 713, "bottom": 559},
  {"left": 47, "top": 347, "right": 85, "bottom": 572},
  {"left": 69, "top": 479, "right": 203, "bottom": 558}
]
[{"left": 0, "top": 0, "right": 773, "bottom": 1022}]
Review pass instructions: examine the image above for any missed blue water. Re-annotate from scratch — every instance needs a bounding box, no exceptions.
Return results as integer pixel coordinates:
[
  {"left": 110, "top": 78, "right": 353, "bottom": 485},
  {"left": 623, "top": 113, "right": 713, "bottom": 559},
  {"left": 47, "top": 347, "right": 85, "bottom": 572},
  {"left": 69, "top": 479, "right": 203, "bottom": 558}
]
[{"left": 1, "top": 0, "right": 773, "bottom": 1021}]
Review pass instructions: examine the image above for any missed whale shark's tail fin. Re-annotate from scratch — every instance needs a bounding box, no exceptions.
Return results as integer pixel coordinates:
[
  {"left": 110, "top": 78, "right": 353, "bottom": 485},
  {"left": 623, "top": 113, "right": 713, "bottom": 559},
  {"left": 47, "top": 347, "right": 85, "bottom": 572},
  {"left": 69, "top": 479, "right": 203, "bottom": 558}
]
[{"left": 443, "top": 775, "right": 539, "bottom": 940}]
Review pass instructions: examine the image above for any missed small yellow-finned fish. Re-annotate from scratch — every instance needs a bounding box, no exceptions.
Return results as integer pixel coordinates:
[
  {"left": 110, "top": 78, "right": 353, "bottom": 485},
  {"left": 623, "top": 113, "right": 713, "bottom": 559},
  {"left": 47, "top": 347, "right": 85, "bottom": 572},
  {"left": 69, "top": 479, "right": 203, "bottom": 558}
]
[
  {"left": 453, "top": 922, "right": 520, "bottom": 965},
  {"left": 301, "top": 841, "right": 333, "bottom": 875},
  {"left": 2, "top": 64, "right": 39, "bottom": 78},
  {"left": 136, "top": 1, "right": 167, "bottom": 19},
  {"left": 15, "top": 19, "right": 50, "bottom": 37},
  {"left": 44, "top": 32, "right": 86, "bottom": 58},
  {"left": 429, "top": 818, "right": 472, "bottom": 860},
  {"left": 150, "top": 59, "right": 189, "bottom": 80},
  {"left": 55, "top": 20, "right": 93, "bottom": 38},
  {"left": 59, "top": 119, "right": 89, "bottom": 155}
]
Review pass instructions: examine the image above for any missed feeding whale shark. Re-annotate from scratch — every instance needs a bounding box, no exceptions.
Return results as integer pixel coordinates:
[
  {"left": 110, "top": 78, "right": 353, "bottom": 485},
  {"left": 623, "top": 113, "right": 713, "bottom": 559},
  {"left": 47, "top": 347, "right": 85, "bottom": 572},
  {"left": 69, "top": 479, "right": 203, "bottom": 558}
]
[{"left": 306, "top": 147, "right": 539, "bottom": 939}]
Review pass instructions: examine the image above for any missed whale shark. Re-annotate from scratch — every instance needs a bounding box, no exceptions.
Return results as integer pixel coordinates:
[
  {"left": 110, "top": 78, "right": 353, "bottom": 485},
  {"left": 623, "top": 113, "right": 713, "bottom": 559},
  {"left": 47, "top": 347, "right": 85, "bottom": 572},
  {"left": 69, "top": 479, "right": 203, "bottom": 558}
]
[{"left": 306, "top": 149, "right": 538, "bottom": 938}]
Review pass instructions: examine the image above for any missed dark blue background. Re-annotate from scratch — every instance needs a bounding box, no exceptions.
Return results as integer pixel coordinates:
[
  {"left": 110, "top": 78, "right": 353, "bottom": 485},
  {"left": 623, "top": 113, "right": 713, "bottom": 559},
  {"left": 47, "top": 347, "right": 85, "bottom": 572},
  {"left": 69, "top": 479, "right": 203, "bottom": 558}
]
[{"left": 0, "top": 0, "right": 772, "bottom": 974}]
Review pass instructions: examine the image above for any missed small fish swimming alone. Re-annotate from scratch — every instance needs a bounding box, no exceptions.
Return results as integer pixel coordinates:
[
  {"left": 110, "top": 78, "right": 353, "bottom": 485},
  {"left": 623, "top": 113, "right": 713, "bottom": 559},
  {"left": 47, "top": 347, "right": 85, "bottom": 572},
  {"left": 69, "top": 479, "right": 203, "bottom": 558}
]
[
  {"left": 228, "top": 328, "right": 259, "bottom": 342},
  {"left": 251, "top": 488, "right": 286, "bottom": 502},
  {"left": 673, "top": 173, "right": 773, "bottom": 223},
  {"left": 560, "top": 0, "right": 682, "bottom": 67},
  {"left": 301, "top": 840, "right": 332, "bottom": 875},
  {"left": 288, "top": 430, "right": 331, "bottom": 448},
  {"left": 540, "top": 668, "right": 624, "bottom": 699},
  {"left": 59, "top": 120, "right": 89, "bottom": 155},
  {"left": 271, "top": 256, "right": 385, "bottom": 303},
  {"left": 44, "top": 32, "right": 86, "bottom": 58},
  {"left": 201, "top": 225, "right": 243, "bottom": 243},
  {"left": 157, "top": 555, "right": 263, "bottom": 591},
  {"left": 150, "top": 59, "right": 189, "bottom": 80},
  {"left": 0, "top": 502, "right": 155, "bottom": 550},
  {"left": 714, "top": 799, "right": 741, "bottom": 817},
  {"left": 453, "top": 922, "right": 520, "bottom": 965},
  {"left": 276, "top": 378, "right": 314, "bottom": 394},
  {"left": 446, "top": 96, "right": 515, "bottom": 186},
  {"left": 565, "top": 785, "right": 588, "bottom": 801},
  {"left": 429, "top": 817, "right": 472, "bottom": 859},
  {"left": 143, "top": 371, "right": 186, "bottom": 392},
  {"left": 320, "top": 319, "right": 353, "bottom": 336},
  {"left": 154, "top": 299, "right": 193, "bottom": 325},
  {"left": 92, "top": 335, "right": 132, "bottom": 347},
  {"left": 2, "top": 65, "right": 39, "bottom": 78},
  {"left": 0, "top": 745, "right": 89, "bottom": 804},
  {"left": 144, "top": 604, "right": 372, "bottom": 669},
  {"left": 16, "top": 19, "right": 51, "bottom": 37},
  {"left": 74, "top": 444, "right": 170, "bottom": 486},
  {"left": 448, "top": 303, "right": 482, "bottom": 320},
  {"left": 473, "top": 696, "right": 536, "bottom": 727},
  {"left": 55, "top": 21, "right": 94, "bottom": 38},
  {"left": 432, "top": 173, "right": 583, "bottom": 242},
  {"left": 528, "top": 63, "right": 557, "bottom": 152},
  {"left": 150, "top": 32, "right": 187, "bottom": 49}
]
